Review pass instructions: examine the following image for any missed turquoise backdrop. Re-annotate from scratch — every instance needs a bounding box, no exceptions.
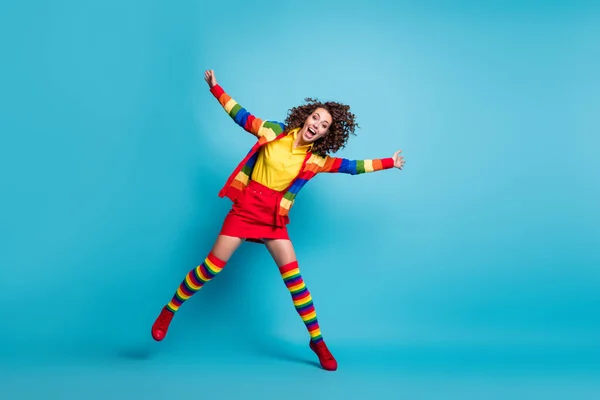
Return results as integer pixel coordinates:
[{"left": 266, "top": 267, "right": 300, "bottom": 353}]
[{"left": 1, "top": 1, "right": 599, "bottom": 398}]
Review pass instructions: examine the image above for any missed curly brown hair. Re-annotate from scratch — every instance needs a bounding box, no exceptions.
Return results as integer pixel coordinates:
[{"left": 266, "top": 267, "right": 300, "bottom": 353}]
[{"left": 284, "top": 98, "right": 359, "bottom": 157}]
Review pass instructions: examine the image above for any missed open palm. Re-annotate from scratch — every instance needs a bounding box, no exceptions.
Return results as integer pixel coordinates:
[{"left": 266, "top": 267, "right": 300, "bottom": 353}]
[
  {"left": 204, "top": 69, "right": 217, "bottom": 88},
  {"left": 393, "top": 150, "right": 405, "bottom": 170}
]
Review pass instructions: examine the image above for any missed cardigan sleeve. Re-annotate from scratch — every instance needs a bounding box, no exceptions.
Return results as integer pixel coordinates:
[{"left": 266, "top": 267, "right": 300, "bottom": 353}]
[
  {"left": 209, "top": 84, "right": 285, "bottom": 140},
  {"left": 318, "top": 156, "right": 395, "bottom": 175}
]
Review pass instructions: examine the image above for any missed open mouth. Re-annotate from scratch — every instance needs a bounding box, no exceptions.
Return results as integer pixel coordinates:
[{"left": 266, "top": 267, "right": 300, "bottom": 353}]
[{"left": 306, "top": 127, "right": 317, "bottom": 140}]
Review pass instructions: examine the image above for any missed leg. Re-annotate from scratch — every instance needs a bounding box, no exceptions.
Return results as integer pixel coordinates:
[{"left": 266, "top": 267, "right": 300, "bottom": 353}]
[
  {"left": 264, "top": 239, "right": 338, "bottom": 371},
  {"left": 264, "top": 239, "right": 321, "bottom": 342},
  {"left": 166, "top": 235, "right": 243, "bottom": 313},
  {"left": 151, "top": 235, "right": 244, "bottom": 341}
]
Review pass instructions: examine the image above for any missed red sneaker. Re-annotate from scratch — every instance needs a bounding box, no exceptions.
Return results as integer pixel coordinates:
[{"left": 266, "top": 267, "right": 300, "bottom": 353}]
[
  {"left": 309, "top": 340, "right": 338, "bottom": 371},
  {"left": 151, "top": 306, "right": 174, "bottom": 341}
]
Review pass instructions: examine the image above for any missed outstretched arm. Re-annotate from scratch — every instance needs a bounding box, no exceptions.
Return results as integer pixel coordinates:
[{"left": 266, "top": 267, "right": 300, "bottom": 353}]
[
  {"left": 318, "top": 150, "right": 405, "bottom": 174},
  {"left": 204, "top": 70, "right": 285, "bottom": 140}
]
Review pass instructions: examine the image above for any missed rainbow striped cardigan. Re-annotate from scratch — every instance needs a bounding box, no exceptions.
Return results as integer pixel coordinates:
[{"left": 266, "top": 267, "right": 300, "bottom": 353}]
[{"left": 209, "top": 84, "right": 395, "bottom": 223}]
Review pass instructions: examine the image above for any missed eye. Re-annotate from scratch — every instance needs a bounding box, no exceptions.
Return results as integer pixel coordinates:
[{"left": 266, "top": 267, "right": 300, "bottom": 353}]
[{"left": 312, "top": 115, "right": 317, "bottom": 120}]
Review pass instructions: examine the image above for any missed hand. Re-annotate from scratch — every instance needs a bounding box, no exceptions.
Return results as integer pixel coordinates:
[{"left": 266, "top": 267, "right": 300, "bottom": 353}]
[
  {"left": 393, "top": 150, "right": 405, "bottom": 170},
  {"left": 204, "top": 69, "right": 218, "bottom": 88}
]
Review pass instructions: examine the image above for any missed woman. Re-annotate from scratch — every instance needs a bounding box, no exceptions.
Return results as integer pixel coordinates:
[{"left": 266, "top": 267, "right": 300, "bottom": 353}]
[{"left": 151, "top": 70, "right": 406, "bottom": 371}]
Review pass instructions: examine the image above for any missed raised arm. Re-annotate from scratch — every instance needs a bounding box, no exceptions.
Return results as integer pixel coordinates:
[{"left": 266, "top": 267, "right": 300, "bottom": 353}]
[
  {"left": 318, "top": 150, "right": 405, "bottom": 174},
  {"left": 205, "top": 70, "right": 285, "bottom": 140}
]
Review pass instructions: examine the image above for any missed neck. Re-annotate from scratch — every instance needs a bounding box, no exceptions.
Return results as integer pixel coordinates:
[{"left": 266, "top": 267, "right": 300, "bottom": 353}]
[{"left": 294, "top": 129, "right": 309, "bottom": 148}]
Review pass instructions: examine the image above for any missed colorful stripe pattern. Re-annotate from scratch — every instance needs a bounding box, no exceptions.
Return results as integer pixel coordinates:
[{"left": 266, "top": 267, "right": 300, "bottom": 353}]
[
  {"left": 280, "top": 261, "right": 323, "bottom": 343},
  {"left": 275, "top": 153, "right": 395, "bottom": 218},
  {"left": 166, "top": 252, "right": 226, "bottom": 313},
  {"left": 318, "top": 156, "right": 395, "bottom": 174},
  {"left": 210, "top": 84, "right": 396, "bottom": 216},
  {"left": 210, "top": 84, "right": 286, "bottom": 141}
]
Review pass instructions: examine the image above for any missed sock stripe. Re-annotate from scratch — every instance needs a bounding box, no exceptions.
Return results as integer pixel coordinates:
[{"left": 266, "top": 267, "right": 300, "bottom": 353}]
[
  {"left": 192, "top": 266, "right": 205, "bottom": 283},
  {"left": 176, "top": 287, "right": 191, "bottom": 301},
  {"left": 205, "top": 258, "right": 223, "bottom": 275},
  {"left": 291, "top": 286, "right": 309, "bottom": 297},
  {"left": 182, "top": 280, "right": 197, "bottom": 295},
  {"left": 283, "top": 271, "right": 301, "bottom": 281},
  {"left": 288, "top": 282, "right": 306, "bottom": 293},
  {"left": 299, "top": 305, "right": 316, "bottom": 315},
  {"left": 207, "top": 253, "right": 226, "bottom": 269},
  {"left": 306, "top": 313, "right": 318, "bottom": 322},
  {"left": 180, "top": 280, "right": 196, "bottom": 296},
  {"left": 279, "top": 261, "right": 299, "bottom": 275},
  {"left": 294, "top": 297, "right": 312, "bottom": 308},
  {"left": 196, "top": 264, "right": 212, "bottom": 282},
  {"left": 285, "top": 276, "right": 303, "bottom": 286},
  {"left": 165, "top": 303, "right": 177, "bottom": 313},
  {"left": 166, "top": 253, "right": 226, "bottom": 313},
  {"left": 294, "top": 292, "right": 312, "bottom": 305},
  {"left": 279, "top": 261, "right": 323, "bottom": 343},
  {"left": 293, "top": 287, "right": 310, "bottom": 298},
  {"left": 186, "top": 273, "right": 202, "bottom": 290},
  {"left": 171, "top": 297, "right": 183, "bottom": 307}
]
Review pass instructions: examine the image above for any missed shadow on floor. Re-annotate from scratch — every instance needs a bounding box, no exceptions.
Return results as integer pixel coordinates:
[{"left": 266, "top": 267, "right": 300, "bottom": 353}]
[
  {"left": 116, "top": 346, "right": 156, "bottom": 361},
  {"left": 113, "top": 336, "right": 321, "bottom": 369},
  {"left": 242, "top": 336, "right": 321, "bottom": 369}
]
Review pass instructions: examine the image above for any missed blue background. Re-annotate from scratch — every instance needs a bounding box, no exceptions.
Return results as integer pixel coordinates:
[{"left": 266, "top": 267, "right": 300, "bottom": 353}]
[{"left": 1, "top": 0, "right": 599, "bottom": 398}]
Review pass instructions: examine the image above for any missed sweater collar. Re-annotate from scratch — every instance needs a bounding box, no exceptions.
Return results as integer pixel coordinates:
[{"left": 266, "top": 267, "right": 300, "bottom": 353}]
[{"left": 290, "top": 128, "right": 314, "bottom": 151}]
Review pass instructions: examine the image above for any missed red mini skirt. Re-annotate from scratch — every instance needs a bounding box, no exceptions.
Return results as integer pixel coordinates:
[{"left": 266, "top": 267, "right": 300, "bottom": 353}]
[{"left": 219, "top": 180, "right": 290, "bottom": 243}]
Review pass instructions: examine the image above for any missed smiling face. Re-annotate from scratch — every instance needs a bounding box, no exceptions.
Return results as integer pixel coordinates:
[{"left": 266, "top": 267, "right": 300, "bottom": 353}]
[{"left": 298, "top": 107, "right": 332, "bottom": 145}]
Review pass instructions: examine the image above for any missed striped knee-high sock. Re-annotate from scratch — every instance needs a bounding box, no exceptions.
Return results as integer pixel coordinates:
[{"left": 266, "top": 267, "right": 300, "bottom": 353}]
[
  {"left": 279, "top": 261, "right": 323, "bottom": 343},
  {"left": 166, "top": 252, "right": 226, "bottom": 313}
]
